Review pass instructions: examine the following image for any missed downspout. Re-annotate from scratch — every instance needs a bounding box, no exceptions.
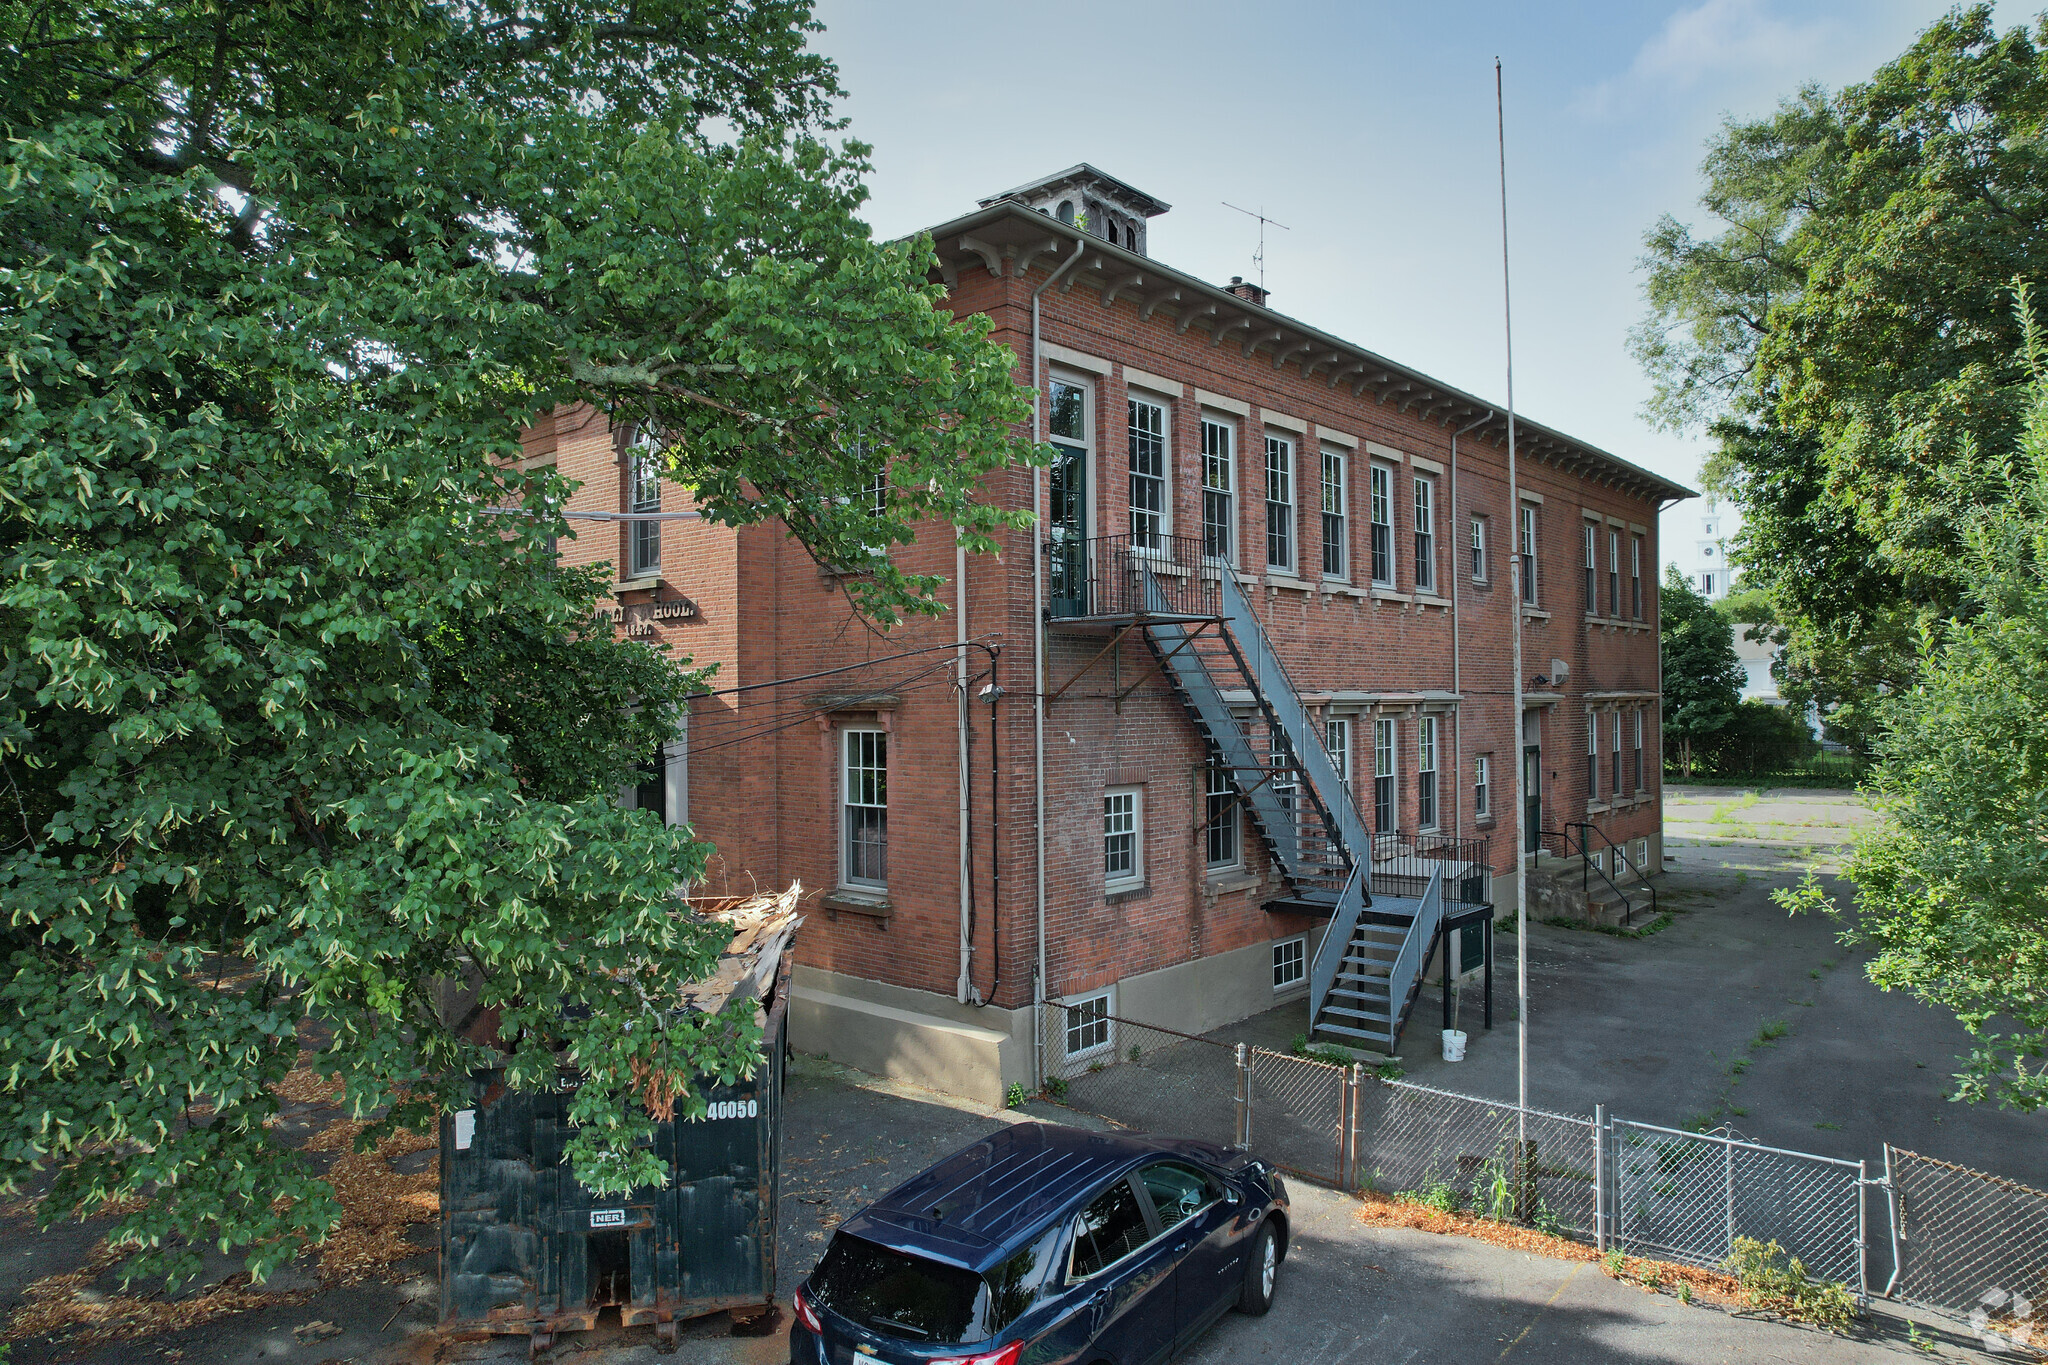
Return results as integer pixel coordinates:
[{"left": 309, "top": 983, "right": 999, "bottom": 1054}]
[
  {"left": 1032, "top": 237, "right": 1089, "bottom": 1087},
  {"left": 1448, "top": 409, "right": 1493, "bottom": 842},
  {"left": 956, "top": 536, "right": 976, "bottom": 1003}
]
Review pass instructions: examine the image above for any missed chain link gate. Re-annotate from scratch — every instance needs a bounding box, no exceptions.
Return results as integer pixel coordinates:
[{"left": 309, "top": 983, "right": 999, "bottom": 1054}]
[
  {"left": 1604, "top": 1118, "right": 1867, "bottom": 1294},
  {"left": 1885, "top": 1145, "right": 2048, "bottom": 1340}
]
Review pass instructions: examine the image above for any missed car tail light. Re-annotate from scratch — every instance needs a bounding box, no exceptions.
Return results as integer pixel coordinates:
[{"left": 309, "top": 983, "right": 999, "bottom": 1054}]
[
  {"left": 931, "top": 1343, "right": 1024, "bottom": 1365},
  {"left": 792, "top": 1285, "right": 824, "bottom": 1335}
]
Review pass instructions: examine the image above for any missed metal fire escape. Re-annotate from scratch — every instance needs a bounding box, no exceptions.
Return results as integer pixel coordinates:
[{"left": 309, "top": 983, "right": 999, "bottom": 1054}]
[{"left": 1047, "top": 535, "right": 1463, "bottom": 1053}]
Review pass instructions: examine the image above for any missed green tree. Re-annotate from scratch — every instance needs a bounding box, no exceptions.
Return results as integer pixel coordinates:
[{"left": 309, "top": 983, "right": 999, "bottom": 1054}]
[
  {"left": 1634, "top": 6, "right": 2048, "bottom": 749},
  {"left": 1660, "top": 568, "right": 1745, "bottom": 776},
  {"left": 0, "top": 1, "right": 1035, "bottom": 1284},
  {"left": 1777, "top": 315, "right": 2048, "bottom": 1111}
]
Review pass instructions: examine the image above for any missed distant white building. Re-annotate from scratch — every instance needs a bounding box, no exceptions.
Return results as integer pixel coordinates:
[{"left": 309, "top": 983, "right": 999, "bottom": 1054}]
[{"left": 1672, "top": 494, "right": 1734, "bottom": 601}]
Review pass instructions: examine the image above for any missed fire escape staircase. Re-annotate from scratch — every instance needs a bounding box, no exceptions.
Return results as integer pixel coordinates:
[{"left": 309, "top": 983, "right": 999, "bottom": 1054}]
[{"left": 1136, "top": 562, "right": 1446, "bottom": 1053}]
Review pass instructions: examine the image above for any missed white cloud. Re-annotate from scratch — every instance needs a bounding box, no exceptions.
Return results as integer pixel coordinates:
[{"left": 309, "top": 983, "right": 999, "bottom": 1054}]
[{"left": 1577, "top": 0, "right": 1838, "bottom": 118}]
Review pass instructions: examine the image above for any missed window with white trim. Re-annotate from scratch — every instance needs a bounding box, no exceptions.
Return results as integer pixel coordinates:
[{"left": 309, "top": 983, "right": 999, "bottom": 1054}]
[
  {"left": 1471, "top": 514, "right": 1488, "bottom": 582},
  {"left": 1324, "top": 717, "right": 1351, "bottom": 792},
  {"left": 1607, "top": 527, "right": 1622, "bottom": 618},
  {"left": 1631, "top": 535, "right": 1644, "bottom": 619},
  {"left": 1417, "top": 715, "right": 1439, "bottom": 829},
  {"left": 1369, "top": 463, "right": 1395, "bottom": 585},
  {"left": 1413, "top": 475, "right": 1437, "bottom": 593},
  {"left": 1633, "top": 708, "right": 1645, "bottom": 791},
  {"left": 1202, "top": 416, "right": 1234, "bottom": 563},
  {"left": 1104, "top": 787, "right": 1142, "bottom": 889},
  {"left": 1612, "top": 710, "right": 1624, "bottom": 798},
  {"left": 1583, "top": 521, "right": 1599, "bottom": 616},
  {"left": 1272, "top": 937, "right": 1306, "bottom": 990},
  {"left": 1265, "top": 435, "right": 1294, "bottom": 571},
  {"left": 1373, "top": 718, "right": 1396, "bottom": 835},
  {"left": 628, "top": 431, "right": 662, "bottom": 578},
  {"left": 1585, "top": 712, "right": 1599, "bottom": 806},
  {"left": 1065, "top": 991, "right": 1112, "bottom": 1058},
  {"left": 842, "top": 728, "right": 887, "bottom": 888},
  {"left": 1473, "top": 753, "right": 1491, "bottom": 818},
  {"left": 1636, "top": 837, "right": 1650, "bottom": 871},
  {"left": 1518, "top": 503, "right": 1538, "bottom": 605},
  {"left": 1205, "top": 758, "right": 1239, "bottom": 869},
  {"left": 1129, "top": 397, "right": 1169, "bottom": 551},
  {"left": 1321, "top": 449, "right": 1347, "bottom": 578}
]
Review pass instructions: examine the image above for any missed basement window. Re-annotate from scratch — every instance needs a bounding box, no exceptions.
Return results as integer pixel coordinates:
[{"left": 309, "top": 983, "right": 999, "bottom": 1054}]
[
  {"left": 1272, "top": 937, "right": 1306, "bottom": 991},
  {"left": 1065, "top": 992, "right": 1113, "bottom": 1059}
]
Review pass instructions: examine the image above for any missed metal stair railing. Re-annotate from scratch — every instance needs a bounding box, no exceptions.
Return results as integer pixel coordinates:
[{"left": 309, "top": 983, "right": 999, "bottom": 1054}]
[
  {"left": 1383, "top": 864, "right": 1447, "bottom": 1044},
  {"left": 1306, "top": 861, "right": 1369, "bottom": 1029},
  {"left": 1210, "top": 567, "right": 1374, "bottom": 865},
  {"left": 1563, "top": 821, "right": 1657, "bottom": 927}
]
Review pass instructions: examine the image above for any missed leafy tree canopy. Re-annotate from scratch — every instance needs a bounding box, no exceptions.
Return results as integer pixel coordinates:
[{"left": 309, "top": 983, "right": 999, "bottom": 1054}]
[
  {"left": 1634, "top": 5, "right": 2048, "bottom": 748},
  {"left": 1660, "top": 568, "right": 1746, "bottom": 776},
  {"left": 1777, "top": 311, "right": 2048, "bottom": 1111},
  {"left": 0, "top": 0, "right": 1035, "bottom": 1283}
]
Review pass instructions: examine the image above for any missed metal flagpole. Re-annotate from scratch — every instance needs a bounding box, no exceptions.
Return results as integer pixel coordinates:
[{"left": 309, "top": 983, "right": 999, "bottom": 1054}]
[{"left": 1496, "top": 56, "right": 1529, "bottom": 1146}]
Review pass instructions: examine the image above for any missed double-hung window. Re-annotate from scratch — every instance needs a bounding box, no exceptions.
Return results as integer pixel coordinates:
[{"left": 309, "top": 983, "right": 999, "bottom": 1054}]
[
  {"left": 1471, "top": 515, "right": 1488, "bottom": 582},
  {"left": 1369, "top": 464, "right": 1394, "bottom": 585},
  {"left": 1631, "top": 536, "right": 1644, "bottom": 619},
  {"left": 628, "top": 433, "right": 662, "bottom": 579},
  {"left": 1265, "top": 435, "right": 1294, "bottom": 571},
  {"left": 1373, "top": 719, "right": 1396, "bottom": 836},
  {"left": 1417, "top": 716, "right": 1438, "bottom": 830},
  {"left": 1518, "top": 504, "right": 1538, "bottom": 605},
  {"left": 1583, "top": 522, "right": 1599, "bottom": 616},
  {"left": 1202, "top": 416, "right": 1235, "bottom": 562},
  {"left": 1586, "top": 713, "right": 1599, "bottom": 806},
  {"left": 1607, "top": 528, "right": 1622, "bottom": 618},
  {"left": 1205, "top": 759, "right": 1239, "bottom": 869},
  {"left": 1633, "top": 709, "right": 1645, "bottom": 791},
  {"left": 1103, "top": 787, "right": 1142, "bottom": 889},
  {"left": 1413, "top": 475, "right": 1437, "bottom": 593},
  {"left": 1473, "top": 753, "right": 1491, "bottom": 818},
  {"left": 1612, "top": 710, "right": 1624, "bottom": 798},
  {"left": 1321, "top": 450, "right": 1347, "bottom": 578},
  {"left": 842, "top": 729, "right": 887, "bottom": 888},
  {"left": 1324, "top": 717, "right": 1351, "bottom": 793},
  {"left": 1128, "top": 398, "right": 1169, "bottom": 551}
]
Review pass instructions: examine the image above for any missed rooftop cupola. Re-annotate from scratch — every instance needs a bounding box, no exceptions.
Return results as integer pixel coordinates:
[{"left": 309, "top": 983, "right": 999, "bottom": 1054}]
[{"left": 978, "top": 163, "right": 1170, "bottom": 257}]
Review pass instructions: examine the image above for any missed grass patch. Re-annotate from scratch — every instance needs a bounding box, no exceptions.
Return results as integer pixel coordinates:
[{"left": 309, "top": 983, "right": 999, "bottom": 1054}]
[
  {"left": 1753, "top": 1019, "right": 1790, "bottom": 1046},
  {"left": 1289, "top": 1033, "right": 1355, "bottom": 1068}
]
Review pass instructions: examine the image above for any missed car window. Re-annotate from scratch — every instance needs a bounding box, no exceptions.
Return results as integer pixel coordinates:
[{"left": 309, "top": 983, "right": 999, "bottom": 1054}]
[
  {"left": 1069, "top": 1178, "right": 1152, "bottom": 1278},
  {"left": 809, "top": 1233, "right": 986, "bottom": 1343},
  {"left": 986, "top": 1225, "right": 1061, "bottom": 1334},
  {"left": 1137, "top": 1162, "right": 1214, "bottom": 1232}
]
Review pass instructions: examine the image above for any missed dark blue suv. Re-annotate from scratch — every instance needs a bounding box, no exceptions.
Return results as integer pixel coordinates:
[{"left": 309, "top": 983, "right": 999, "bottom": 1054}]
[{"left": 789, "top": 1123, "right": 1289, "bottom": 1365}]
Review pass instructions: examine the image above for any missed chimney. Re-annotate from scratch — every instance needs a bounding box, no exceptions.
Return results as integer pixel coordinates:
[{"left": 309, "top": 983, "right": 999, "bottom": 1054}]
[{"left": 1226, "top": 275, "right": 1270, "bottom": 307}]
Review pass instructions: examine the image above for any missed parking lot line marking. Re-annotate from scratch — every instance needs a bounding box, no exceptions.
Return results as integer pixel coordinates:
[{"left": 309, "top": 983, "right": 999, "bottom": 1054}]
[{"left": 1496, "top": 1262, "right": 1585, "bottom": 1360}]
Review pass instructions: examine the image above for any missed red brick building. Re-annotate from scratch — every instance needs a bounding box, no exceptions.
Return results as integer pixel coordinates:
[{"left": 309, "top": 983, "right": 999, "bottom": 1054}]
[{"left": 524, "top": 166, "right": 1690, "bottom": 1104}]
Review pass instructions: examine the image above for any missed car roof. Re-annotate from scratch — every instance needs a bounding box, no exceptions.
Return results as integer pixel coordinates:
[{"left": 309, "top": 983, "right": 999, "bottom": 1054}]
[{"left": 836, "top": 1123, "right": 1234, "bottom": 1274}]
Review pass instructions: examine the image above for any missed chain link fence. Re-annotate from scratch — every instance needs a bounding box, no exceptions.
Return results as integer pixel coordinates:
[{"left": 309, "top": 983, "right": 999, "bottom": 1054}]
[
  {"left": 1886, "top": 1145, "right": 2048, "bottom": 1337},
  {"left": 1246, "top": 1048, "right": 1348, "bottom": 1184},
  {"left": 1350, "top": 1080, "right": 1599, "bottom": 1238},
  {"left": 1037, "top": 1002, "right": 1243, "bottom": 1153},
  {"left": 1609, "top": 1119, "right": 1864, "bottom": 1291}
]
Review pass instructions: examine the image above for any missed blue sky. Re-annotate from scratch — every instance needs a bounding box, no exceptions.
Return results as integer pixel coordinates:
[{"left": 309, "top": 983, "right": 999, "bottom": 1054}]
[{"left": 811, "top": 0, "right": 2036, "bottom": 504}]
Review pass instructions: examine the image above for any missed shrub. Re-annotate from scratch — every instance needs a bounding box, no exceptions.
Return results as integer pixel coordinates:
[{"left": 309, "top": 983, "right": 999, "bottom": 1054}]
[{"left": 1722, "top": 1237, "right": 1856, "bottom": 1331}]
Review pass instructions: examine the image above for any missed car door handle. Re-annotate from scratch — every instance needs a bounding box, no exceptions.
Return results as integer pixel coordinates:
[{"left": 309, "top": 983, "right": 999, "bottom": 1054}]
[{"left": 1174, "top": 1240, "right": 1193, "bottom": 1253}]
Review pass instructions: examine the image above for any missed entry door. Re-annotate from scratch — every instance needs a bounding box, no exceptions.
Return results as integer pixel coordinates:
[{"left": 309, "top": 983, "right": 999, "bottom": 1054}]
[
  {"left": 1048, "top": 441, "right": 1088, "bottom": 617},
  {"left": 1523, "top": 744, "right": 1542, "bottom": 854}
]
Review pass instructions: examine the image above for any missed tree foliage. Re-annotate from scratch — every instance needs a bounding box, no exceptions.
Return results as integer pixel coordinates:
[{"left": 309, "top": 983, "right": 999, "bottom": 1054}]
[
  {"left": 0, "top": 0, "right": 1035, "bottom": 1282},
  {"left": 1634, "top": 6, "right": 2048, "bottom": 748},
  {"left": 1777, "top": 313, "right": 2048, "bottom": 1111},
  {"left": 1659, "top": 568, "right": 1745, "bottom": 776}
]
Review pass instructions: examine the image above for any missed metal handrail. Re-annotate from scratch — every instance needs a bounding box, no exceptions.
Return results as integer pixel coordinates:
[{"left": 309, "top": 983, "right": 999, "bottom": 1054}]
[
  {"left": 1384, "top": 864, "right": 1447, "bottom": 1042},
  {"left": 1563, "top": 821, "right": 1657, "bottom": 927},
  {"left": 1307, "top": 860, "right": 1369, "bottom": 1027}
]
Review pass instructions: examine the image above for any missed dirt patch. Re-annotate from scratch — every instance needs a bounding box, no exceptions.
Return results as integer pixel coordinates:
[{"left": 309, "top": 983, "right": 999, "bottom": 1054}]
[{"left": 1354, "top": 1191, "right": 1746, "bottom": 1308}]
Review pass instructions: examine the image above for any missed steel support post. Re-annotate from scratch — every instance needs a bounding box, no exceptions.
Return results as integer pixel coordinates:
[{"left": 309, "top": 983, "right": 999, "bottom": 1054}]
[{"left": 1593, "top": 1104, "right": 1606, "bottom": 1252}]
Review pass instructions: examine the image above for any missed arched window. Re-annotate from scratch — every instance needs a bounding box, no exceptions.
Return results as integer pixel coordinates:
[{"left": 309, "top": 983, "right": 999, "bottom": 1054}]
[{"left": 1057, "top": 199, "right": 1074, "bottom": 224}]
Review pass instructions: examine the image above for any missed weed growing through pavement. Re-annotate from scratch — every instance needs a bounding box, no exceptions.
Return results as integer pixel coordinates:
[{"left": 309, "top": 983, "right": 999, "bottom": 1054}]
[
  {"left": 1004, "top": 1082, "right": 1027, "bottom": 1109},
  {"left": 1722, "top": 1237, "right": 1856, "bottom": 1332},
  {"left": 1677, "top": 1282, "right": 1693, "bottom": 1305},
  {"left": 1814, "top": 1120, "right": 1841, "bottom": 1130}
]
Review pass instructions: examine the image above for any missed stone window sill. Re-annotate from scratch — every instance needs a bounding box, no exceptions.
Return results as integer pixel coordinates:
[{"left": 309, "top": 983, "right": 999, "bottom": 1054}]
[
  {"left": 613, "top": 575, "right": 663, "bottom": 595},
  {"left": 1521, "top": 606, "right": 1551, "bottom": 621},
  {"left": 1205, "top": 870, "right": 1260, "bottom": 895},
  {"left": 1413, "top": 593, "right": 1452, "bottom": 609},
  {"left": 823, "top": 890, "right": 891, "bottom": 921},
  {"left": 1319, "top": 582, "right": 1368, "bottom": 599},
  {"left": 1105, "top": 881, "right": 1151, "bottom": 905}
]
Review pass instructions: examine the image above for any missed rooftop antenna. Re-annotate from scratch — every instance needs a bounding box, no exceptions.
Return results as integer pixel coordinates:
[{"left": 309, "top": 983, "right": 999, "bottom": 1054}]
[{"left": 1222, "top": 201, "right": 1290, "bottom": 293}]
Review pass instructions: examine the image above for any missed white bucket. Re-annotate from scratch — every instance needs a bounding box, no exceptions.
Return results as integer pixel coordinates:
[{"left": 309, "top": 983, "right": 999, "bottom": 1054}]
[{"left": 1442, "top": 1029, "right": 1468, "bottom": 1062}]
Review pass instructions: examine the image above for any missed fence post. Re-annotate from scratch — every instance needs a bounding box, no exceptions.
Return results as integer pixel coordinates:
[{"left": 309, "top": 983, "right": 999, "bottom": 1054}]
[
  {"left": 1856, "top": 1158, "right": 1868, "bottom": 1304},
  {"left": 1593, "top": 1104, "right": 1606, "bottom": 1252},
  {"left": 1881, "top": 1144, "right": 1904, "bottom": 1298},
  {"left": 1723, "top": 1132, "right": 1736, "bottom": 1261},
  {"left": 1234, "top": 1043, "right": 1251, "bottom": 1150}
]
